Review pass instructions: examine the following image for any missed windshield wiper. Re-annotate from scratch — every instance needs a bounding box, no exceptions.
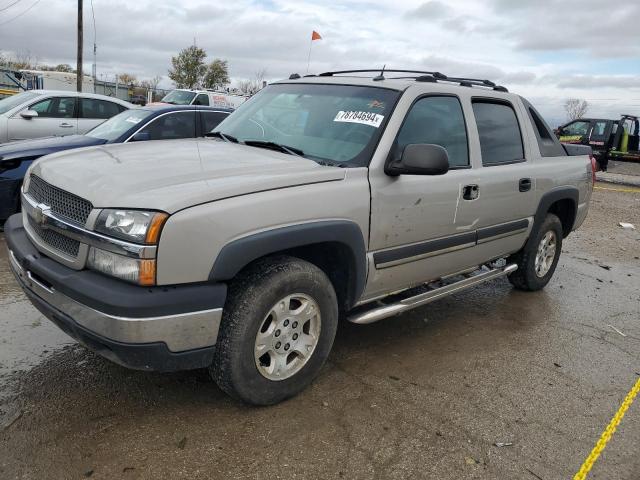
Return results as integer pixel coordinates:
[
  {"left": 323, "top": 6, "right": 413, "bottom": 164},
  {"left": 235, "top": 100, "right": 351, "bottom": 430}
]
[
  {"left": 207, "top": 131, "right": 239, "bottom": 143},
  {"left": 243, "top": 140, "right": 305, "bottom": 157}
]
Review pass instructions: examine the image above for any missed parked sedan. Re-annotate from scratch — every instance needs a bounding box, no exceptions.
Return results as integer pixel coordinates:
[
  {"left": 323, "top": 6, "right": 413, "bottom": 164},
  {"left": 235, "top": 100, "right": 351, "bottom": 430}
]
[
  {"left": 0, "top": 90, "right": 133, "bottom": 144},
  {"left": 0, "top": 105, "right": 232, "bottom": 221}
]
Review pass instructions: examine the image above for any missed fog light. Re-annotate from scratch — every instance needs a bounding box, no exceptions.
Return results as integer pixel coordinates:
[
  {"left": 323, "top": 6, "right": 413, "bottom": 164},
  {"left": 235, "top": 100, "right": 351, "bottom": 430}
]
[{"left": 87, "top": 247, "right": 156, "bottom": 286}]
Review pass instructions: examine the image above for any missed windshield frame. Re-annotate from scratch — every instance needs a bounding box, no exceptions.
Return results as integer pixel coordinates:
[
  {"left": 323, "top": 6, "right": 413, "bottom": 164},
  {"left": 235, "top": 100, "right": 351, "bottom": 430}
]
[
  {"left": 85, "top": 108, "right": 151, "bottom": 142},
  {"left": 212, "top": 82, "right": 403, "bottom": 167},
  {"left": 0, "top": 91, "right": 42, "bottom": 115}
]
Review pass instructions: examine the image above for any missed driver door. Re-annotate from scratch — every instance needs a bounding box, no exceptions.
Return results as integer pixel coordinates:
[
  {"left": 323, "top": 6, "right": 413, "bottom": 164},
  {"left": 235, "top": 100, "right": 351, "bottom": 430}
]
[
  {"left": 366, "top": 95, "right": 480, "bottom": 300},
  {"left": 8, "top": 96, "right": 78, "bottom": 141}
]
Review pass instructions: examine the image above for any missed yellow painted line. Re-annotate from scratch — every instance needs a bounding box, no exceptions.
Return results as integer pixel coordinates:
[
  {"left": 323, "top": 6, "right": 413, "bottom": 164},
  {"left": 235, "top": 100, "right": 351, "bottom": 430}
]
[
  {"left": 594, "top": 185, "right": 640, "bottom": 193},
  {"left": 573, "top": 377, "right": 640, "bottom": 480}
]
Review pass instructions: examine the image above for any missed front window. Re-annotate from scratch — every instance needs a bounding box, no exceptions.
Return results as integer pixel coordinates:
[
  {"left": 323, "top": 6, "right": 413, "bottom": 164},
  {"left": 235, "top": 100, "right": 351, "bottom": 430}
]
[
  {"left": 161, "top": 90, "right": 196, "bottom": 105},
  {"left": 86, "top": 109, "right": 150, "bottom": 141},
  {"left": 0, "top": 91, "right": 41, "bottom": 114},
  {"left": 213, "top": 83, "right": 400, "bottom": 166},
  {"left": 562, "top": 120, "right": 590, "bottom": 136}
]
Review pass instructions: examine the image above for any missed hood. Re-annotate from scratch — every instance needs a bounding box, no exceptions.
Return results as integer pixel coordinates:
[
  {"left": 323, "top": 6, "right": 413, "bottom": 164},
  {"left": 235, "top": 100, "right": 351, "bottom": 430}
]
[
  {"left": 32, "top": 138, "right": 346, "bottom": 213},
  {"left": 0, "top": 135, "right": 106, "bottom": 161}
]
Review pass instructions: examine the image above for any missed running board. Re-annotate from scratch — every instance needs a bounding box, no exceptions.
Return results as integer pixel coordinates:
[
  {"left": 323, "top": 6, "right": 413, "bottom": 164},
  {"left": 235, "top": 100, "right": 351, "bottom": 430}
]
[{"left": 348, "top": 264, "right": 518, "bottom": 325}]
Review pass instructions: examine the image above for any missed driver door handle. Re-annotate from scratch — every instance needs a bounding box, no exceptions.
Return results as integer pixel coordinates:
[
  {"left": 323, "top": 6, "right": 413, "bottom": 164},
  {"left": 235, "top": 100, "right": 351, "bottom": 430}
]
[{"left": 59, "top": 123, "right": 74, "bottom": 128}]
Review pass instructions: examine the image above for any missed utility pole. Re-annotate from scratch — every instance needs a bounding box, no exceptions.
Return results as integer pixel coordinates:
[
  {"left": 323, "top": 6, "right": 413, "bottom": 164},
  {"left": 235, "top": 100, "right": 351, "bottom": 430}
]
[{"left": 77, "top": 0, "right": 83, "bottom": 92}]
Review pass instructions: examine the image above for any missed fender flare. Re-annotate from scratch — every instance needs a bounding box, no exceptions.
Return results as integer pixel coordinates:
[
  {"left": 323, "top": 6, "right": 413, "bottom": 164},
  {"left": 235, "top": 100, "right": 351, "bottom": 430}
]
[
  {"left": 209, "top": 220, "right": 368, "bottom": 303},
  {"left": 527, "top": 186, "right": 579, "bottom": 247}
]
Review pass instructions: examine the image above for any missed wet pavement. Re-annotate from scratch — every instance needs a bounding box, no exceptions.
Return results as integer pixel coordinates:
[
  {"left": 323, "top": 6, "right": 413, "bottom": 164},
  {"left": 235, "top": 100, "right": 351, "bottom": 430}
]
[{"left": 1, "top": 186, "right": 639, "bottom": 480}]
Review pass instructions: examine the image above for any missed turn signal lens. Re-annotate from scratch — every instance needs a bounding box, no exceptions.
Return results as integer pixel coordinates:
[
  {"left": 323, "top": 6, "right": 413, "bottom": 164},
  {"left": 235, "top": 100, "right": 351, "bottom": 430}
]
[{"left": 145, "top": 212, "right": 169, "bottom": 244}]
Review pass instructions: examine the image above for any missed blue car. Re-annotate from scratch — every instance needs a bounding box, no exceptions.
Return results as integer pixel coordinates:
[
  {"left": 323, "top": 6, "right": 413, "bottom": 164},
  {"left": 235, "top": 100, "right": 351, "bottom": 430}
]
[{"left": 0, "top": 105, "right": 232, "bottom": 221}]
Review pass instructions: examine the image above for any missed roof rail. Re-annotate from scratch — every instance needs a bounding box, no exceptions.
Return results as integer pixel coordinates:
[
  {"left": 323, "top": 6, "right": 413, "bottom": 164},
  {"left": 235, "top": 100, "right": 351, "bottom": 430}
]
[{"left": 310, "top": 68, "right": 508, "bottom": 92}]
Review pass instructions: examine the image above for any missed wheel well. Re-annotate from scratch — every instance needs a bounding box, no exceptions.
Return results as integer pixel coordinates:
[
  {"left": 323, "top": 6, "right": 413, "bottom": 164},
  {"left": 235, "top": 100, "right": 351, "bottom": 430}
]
[
  {"left": 237, "top": 242, "right": 358, "bottom": 314},
  {"left": 547, "top": 199, "right": 576, "bottom": 237}
]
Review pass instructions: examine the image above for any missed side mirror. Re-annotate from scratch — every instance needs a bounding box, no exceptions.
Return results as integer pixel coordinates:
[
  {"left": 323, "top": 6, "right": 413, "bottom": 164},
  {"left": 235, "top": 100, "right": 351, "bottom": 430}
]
[
  {"left": 131, "top": 131, "right": 151, "bottom": 142},
  {"left": 20, "top": 109, "right": 38, "bottom": 120},
  {"left": 386, "top": 144, "right": 450, "bottom": 176}
]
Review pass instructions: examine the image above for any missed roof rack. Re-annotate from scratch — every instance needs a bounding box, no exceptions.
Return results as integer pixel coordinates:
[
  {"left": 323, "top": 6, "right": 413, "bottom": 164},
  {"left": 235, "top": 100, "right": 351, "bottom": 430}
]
[{"left": 302, "top": 68, "right": 509, "bottom": 92}]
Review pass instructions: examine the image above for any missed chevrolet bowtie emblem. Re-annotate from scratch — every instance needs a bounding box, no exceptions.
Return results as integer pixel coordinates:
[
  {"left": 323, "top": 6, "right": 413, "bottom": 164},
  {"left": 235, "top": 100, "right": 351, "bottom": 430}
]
[{"left": 33, "top": 203, "right": 50, "bottom": 227}]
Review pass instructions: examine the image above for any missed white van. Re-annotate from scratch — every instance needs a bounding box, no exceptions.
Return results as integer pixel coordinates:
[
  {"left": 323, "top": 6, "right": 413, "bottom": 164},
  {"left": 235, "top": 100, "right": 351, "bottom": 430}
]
[{"left": 157, "top": 89, "right": 248, "bottom": 109}]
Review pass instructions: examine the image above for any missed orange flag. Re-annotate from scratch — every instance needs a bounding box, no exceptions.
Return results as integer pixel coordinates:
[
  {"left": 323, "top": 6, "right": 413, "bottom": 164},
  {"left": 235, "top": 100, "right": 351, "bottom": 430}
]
[{"left": 311, "top": 30, "right": 322, "bottom": 41}]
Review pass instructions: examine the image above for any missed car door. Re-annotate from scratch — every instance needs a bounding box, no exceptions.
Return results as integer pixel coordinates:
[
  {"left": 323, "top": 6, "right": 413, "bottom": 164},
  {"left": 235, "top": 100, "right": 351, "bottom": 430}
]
[
  {"left": 366, "top": 94, "right": 479, "bottom": 299},
  {"left": 454, "top": 98, "right": 535, "bottom": 259},
  {"left": 7, "top": 96, "right": 78, "bottom": 140},
  {"left": 78, "top": 98, "right": 125, "bottom": 134},
  {"left": 558, "top": 119, "right": 591, "bottom": 144},
  {"left": 200, "top": 110, "right": 230, "bottom": 135}
]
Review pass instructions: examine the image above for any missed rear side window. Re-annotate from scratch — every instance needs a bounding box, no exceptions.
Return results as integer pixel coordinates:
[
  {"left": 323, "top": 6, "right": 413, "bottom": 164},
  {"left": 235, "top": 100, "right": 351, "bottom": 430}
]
[
  {"left": 472, "top": 100, "right": 524, "bottom": 165},
  {"left": 395, "top": 96, "right": 469, "bottom": 167},
  {"left": 201, "top": 111, "right": 229, "bottom": 133},
  {"left": 522, "top": 99, "right": 565, "bottom": 157},
  {"left": 81, "top": 99, "right": 122, "bottom": 119}
]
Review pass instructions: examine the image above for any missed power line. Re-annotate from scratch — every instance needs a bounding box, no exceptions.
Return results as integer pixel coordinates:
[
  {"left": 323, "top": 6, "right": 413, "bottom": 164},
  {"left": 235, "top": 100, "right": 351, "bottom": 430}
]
[
  {"left": 0, "top": 0, "right": 23, "bottom": 13},
  {"left": 0, "top": 0, "right": 40, "bottom": 26}
]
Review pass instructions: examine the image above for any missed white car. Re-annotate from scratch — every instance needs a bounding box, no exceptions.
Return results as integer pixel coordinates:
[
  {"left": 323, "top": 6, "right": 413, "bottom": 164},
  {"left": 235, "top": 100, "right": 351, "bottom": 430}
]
[
  {"left": 0, "top": 90, "right": 133, "bottom": 144},
  {"left": 156, "top": 89, "right": 248, "bottom": 109}
]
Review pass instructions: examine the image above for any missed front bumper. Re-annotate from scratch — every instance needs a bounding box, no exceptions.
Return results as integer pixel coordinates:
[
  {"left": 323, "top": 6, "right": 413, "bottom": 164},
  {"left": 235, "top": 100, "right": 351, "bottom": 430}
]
[{"left": 4, "top": 214, "right": 227, "bottom": 371}]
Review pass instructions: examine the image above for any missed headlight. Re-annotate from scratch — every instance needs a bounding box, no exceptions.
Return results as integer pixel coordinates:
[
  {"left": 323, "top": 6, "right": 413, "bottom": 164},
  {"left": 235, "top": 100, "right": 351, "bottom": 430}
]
[
  {"left": 95, "top": 209, "right": 168, "bottom": 244},
  {"left": 87, "top": 247, "right": 156, "bottom": 286}
]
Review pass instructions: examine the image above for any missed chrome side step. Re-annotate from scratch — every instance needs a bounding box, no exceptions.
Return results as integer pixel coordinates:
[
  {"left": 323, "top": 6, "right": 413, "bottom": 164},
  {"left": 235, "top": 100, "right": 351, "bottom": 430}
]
[{"left": 348, "top": 264, "right": 518, "bottom": 325}]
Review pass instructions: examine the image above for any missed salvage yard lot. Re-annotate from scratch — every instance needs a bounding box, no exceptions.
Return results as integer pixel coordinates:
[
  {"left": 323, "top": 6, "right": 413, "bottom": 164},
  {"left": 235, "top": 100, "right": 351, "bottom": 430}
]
[{"left": 1, "top": 186, "right": 639, "bottom": 480}]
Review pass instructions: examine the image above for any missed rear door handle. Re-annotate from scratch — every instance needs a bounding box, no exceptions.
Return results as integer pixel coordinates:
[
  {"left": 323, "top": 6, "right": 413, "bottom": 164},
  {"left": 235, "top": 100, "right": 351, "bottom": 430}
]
[
  {"left": 462, "top": 184, "right": 479, "bottom": 200},
  {"left": 519, "top": 178, "right": 532, "bottom": 192},
  {"left": 60, "top": 123, "right": 74, "bottom": 128}
]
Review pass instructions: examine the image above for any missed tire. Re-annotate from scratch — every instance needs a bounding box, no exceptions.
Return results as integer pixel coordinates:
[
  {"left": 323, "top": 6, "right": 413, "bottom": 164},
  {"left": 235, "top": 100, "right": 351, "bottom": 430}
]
[
  {"left": 210, "top": 255, "right": 338, "bottom": 405},
  {"left": 508, "top": 213, "right": 563, "bottom": 291}
]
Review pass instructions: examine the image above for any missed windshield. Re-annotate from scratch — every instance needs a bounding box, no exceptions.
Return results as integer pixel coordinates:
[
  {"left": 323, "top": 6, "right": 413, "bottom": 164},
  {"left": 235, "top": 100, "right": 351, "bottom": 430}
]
[
  {"left": 0, "top": 91, "right": 41, "bottom": 115},
  {"left": 86, "top": 109, "right": 150, "bottom": 141},
  {"left": 161, "top": 90, "right": 196, "bottom": 105},
  {"left": 212, "top": 83, "right": 400, "bottom": 166}
]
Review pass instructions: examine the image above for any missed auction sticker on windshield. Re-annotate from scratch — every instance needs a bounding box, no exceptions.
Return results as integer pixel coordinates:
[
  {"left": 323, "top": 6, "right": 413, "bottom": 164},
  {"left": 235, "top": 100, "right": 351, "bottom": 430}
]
[{"left": 334, "top": 111, "right": 384, "bottom": 128}]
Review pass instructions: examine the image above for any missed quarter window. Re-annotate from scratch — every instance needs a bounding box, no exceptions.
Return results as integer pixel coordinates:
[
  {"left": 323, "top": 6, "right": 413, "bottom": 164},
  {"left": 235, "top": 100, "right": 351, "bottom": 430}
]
[
  {"left": 138, "top": 112, "right": 197, "bottom": 140},
  {"left": 395, "top": 96, "right": 469, "bottom": 167},
  {"left": 472, "top": 101, "right": 524, "bottom": 165}
]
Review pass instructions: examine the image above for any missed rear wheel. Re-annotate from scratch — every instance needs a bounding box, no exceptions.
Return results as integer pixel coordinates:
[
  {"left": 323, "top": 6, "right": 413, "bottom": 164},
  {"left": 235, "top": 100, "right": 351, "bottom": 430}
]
[
  {"left": 210, "top": 256, "right": 338, "bottom": 405},
  {"left": 508, "top": 213, "right": 563, "bottom": 291}
]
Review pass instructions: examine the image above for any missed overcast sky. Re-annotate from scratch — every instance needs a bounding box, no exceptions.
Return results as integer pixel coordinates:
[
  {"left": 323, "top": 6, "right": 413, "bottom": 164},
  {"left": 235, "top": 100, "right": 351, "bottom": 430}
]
[{"left": 2, "top": 0, "right": 640, "bottom": 125}]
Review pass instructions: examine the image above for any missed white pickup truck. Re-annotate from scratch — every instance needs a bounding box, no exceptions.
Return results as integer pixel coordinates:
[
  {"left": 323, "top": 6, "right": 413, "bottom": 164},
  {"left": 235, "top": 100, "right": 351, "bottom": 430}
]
[{"left": 5, "top": 69, "right": 594, "bottom": 405}]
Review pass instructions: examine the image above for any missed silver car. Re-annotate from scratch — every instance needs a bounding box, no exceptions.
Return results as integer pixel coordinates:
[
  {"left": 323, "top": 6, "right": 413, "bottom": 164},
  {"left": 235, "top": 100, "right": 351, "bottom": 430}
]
[{"left": 0, "top": 90, "right": 133, "bottom": 144}]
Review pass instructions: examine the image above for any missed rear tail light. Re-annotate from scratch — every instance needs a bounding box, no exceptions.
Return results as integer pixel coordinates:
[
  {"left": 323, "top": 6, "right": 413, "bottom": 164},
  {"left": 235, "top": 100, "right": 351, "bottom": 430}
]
[{"left": 589, "top": 154, "right": 597, "bottom": 185}]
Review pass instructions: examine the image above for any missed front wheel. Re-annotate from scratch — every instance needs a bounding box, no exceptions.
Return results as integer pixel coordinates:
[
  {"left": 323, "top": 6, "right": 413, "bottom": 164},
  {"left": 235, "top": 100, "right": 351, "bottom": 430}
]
[
  {"left": 508, "top": 213, "right": 563, "bottom": 291},
  {"left": 210, "top": 256, "right": 338, "bottom": 405}
]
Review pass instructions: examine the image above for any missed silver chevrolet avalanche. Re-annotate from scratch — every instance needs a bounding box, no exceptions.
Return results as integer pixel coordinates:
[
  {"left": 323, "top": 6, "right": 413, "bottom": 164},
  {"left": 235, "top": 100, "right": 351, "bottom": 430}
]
[{"left": 5, "top": 69, "right": 595, "bottom": 405}]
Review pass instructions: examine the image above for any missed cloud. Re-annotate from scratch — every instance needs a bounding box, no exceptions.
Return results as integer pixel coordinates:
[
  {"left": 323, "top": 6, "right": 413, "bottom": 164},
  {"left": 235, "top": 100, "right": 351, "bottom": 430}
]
[{"left": 0, "top": 0, "right": 639, "bottom": 121}]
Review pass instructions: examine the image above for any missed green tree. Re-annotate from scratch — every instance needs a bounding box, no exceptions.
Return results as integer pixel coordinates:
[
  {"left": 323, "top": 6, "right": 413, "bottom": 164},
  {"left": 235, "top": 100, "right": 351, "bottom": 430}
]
[
  {"left": 202, "top": 59, "right": 229, "bottom": 90},
  {"left": 168, "top": 45, "right": 207, "bottom": 89}
]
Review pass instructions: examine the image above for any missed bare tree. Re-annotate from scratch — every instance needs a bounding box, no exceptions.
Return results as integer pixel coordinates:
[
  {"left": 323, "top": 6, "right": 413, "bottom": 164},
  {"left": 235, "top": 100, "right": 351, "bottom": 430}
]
[
  {"left": 564, "top": 98, "right": 589, "bottom": 121},
  {"left": 117, "top": 73, "right": 137, "bottom": 86},
  {"left": 236, "top": 69, "right": 267, "bottom": 95}
]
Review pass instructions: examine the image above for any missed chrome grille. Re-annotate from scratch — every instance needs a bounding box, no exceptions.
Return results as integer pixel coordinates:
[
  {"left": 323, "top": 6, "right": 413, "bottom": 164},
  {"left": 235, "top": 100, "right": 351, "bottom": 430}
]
[
  {"left": 27, "top": 215, "right": 81, "bottom": 258},
  {"left": 27, "top": 175, "right": 93, "bottom": 225}
]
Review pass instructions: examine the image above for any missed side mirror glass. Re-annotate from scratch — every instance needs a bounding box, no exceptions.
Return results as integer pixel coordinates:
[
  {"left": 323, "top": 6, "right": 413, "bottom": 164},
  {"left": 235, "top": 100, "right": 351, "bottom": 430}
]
[
  {"left": 131, "top": 131, "right": 151, "bottom": 142},
  {"left": 20, "top": 109, "right": 38, "bottom": 119},
  {"left": 386, "top": 144, "right": 450, "bottom": 176}
]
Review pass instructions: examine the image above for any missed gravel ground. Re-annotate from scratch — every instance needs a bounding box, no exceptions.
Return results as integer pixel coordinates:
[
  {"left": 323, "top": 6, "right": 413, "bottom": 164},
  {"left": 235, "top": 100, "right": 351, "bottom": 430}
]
[{"left": 0, "top": 185, "right": 639, "bottom": 480}]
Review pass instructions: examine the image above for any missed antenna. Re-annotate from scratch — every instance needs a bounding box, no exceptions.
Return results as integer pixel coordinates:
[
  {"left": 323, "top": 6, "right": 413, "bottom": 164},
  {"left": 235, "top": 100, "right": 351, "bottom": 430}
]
[{"left": 373, "top": 65, "right": 386, "bottom": 82}]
